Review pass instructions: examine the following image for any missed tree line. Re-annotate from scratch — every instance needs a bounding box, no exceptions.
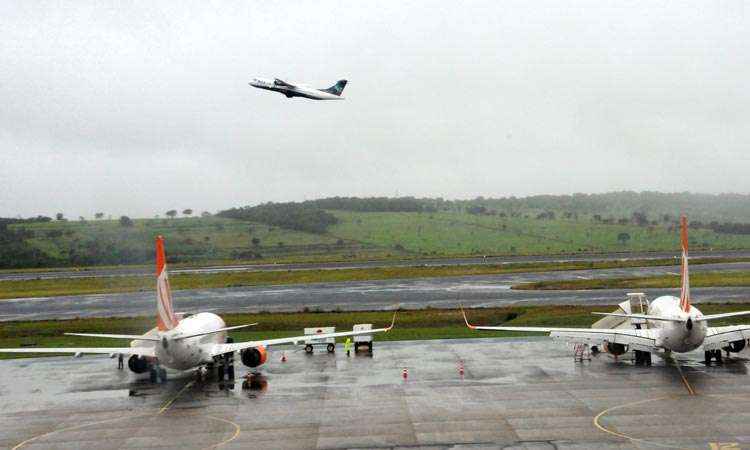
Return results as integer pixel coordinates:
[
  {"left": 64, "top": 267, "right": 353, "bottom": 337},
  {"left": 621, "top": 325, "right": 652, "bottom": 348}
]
[{"left": 218, "top": 203, "right": 339, "bottom": 234}]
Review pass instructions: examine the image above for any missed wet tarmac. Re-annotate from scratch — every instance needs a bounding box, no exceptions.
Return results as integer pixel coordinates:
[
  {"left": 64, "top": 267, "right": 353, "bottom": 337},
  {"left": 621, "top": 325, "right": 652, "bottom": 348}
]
[
  {"left": 3, "top": 249, "right": 749, "bottom": 282},
  {"left": 2, "top": 262, "right": 750, "bottom": 321},
  {"left": 1, "top": 338, "right": 750, "bottom": 449}
]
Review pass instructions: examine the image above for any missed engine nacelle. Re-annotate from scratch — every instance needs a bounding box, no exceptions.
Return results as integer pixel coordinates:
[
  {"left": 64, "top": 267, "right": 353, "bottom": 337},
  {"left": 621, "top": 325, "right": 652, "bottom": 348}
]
[
  {"left": 128, "top": 355, "right": 150, "bottom": 374},
  {"left": 724, "top": 339, "right": 746, "bottom": 353},
  {"left": 241, "top": 345, "right": 268, "bottom": 368},
  {"left": 603, "top": 342, "right": 628, "bottom": 356}
]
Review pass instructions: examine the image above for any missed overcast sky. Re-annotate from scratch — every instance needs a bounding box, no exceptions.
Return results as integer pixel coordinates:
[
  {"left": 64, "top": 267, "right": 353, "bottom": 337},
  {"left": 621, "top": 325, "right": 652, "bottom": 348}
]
[{"left": 1, "top": 1, "right": 748, "bottom": 218}]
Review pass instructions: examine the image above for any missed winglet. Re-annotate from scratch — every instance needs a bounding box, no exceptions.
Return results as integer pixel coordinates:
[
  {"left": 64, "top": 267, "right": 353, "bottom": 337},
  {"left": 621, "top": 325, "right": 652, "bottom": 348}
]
[
  {"left": 460, "top": 304, "right": 476, "bottom": 329},
  {"left": 386, "top": 310, "right": 398, "bottom": 331}
]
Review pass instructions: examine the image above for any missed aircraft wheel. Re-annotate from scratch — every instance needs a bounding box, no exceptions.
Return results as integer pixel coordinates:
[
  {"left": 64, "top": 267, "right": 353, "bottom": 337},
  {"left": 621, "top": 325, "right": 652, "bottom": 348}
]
[
  {"left": 327, "top": 343, "right": 335, "bottom": 353},
  {"left": 149, "top": 367, "right": 158, "bottom": 383},
  {"left": 227, "top": 364, "right": 235, "bottom": 380},
  {"left": 367, "top": 342, "right": 373, "bottom": 353},
  {"left": 645, "top": 352, "right": 652, "bottom": 366},
  {"left": 704, "top": 350, "right": 713, "bottom": 365},
  {"left": 305, "top": 344, "right": 313, "bottom": 354},
  {"left": 217, "top": 364, "right": 225, "bottom": 381},
  {"left": 159, "top": 368, "right": 167, "bottom": 383},
  {"left": 715, "top": 350, "right": 724, "bottom": 365}
]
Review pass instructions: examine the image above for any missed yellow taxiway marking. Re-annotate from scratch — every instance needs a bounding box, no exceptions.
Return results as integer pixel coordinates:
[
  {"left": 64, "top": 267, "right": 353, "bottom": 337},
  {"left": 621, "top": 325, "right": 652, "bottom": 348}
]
[
  {"left": 593, "top": 395, "right": 691, "bottom": 449},
  {"left": 204, "top": 415, "right": 242, "bottom": 449},
  {"left": 158, "top": 380, "right": 195, "bottom": 414},
  {"left": 12, "top": 413, "right": 152, "bottom": 450},
  {"left": 671, "top": 358, "right": 697, "bottom": 396},
  {"left": 13, "top": 379, "right": 204, "bottom": 449}
]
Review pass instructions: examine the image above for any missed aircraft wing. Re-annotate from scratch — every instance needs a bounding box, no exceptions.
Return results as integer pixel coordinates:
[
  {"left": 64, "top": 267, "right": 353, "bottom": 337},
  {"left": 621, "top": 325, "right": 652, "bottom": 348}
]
[
  {"left": 208, "top": 312, "right": 396, "bottom": 357},
  {"left": 702, "top": 325, "right": 750, "bottom": 351},
  {"left": 461, "top": 307, "right": 659, "bottom": 350},
  {"left": 274, "top": 78, "right": 296, "bottom": 88},
  {"left": 0, "top": 346, "right": 156, "bottom": 357}
]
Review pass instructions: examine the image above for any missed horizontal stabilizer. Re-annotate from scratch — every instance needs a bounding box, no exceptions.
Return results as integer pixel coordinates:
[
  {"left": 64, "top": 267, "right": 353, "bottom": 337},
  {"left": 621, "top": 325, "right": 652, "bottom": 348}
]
[
  {"left": 695, "top": 311, "right": 750, "bottom": 322},
  {"left": 591, "top": 312, "right": 684, "bottom": 322},
  {"left": 173, "top": 323, "right": 258, "bottom": 341},
  {"left": 64, "top": 333, "right": 160, "bottom": 341}
]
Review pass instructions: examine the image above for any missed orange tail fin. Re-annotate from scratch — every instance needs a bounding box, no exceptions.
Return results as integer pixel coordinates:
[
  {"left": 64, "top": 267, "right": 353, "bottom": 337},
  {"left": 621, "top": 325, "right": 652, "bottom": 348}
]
[
  {"left": 156, "top": 236, "right": 178, "bottom": 331},
  {"left": 679, "top": 216, "right": 691, "bottom": 313}
]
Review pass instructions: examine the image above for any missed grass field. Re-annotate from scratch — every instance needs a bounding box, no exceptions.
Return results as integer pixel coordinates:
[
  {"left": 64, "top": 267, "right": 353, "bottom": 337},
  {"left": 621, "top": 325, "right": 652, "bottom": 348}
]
[
  {"left": 3, "top": 304, "right": 750, "bottom": 359},
  {"left": 514, "top": 270, "right": 750, "bottom": 290},
  {"left": 9, "top": 211, "right": 750, "bottom": 271},
  {"left": 2, "top": 257, "right": 747, "bottom": 300}
]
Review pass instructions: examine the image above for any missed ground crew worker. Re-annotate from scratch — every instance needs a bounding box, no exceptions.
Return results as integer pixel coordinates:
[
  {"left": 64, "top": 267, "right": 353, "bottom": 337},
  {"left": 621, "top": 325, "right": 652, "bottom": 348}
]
[
  {"left": 118, "top": 353, "right": 124, "bottom": 370},
  {"left": 344, "top": 338, "right": 352, "bottom": 357}
]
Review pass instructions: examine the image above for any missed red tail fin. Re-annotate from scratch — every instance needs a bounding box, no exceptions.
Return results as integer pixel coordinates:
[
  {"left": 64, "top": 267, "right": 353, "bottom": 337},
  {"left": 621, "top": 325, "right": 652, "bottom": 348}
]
[
  {"left": 156, "top": 236, "right": 178, "bottom": 331},
  {"left": 679, "top": 216, "right": 691, "bottom": 313}
]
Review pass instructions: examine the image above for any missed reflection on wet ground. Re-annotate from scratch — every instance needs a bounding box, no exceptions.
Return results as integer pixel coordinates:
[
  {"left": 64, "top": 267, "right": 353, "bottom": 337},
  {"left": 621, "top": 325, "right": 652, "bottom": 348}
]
[{"left": 2, "top": 338, "right": 750, "bottom": 449}]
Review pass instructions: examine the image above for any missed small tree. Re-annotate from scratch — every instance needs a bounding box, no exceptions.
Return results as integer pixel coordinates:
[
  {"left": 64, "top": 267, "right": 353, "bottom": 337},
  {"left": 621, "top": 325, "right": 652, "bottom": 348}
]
[
  {"left": 201, "top": 211, "right": 212, "bottom": 218},
  {"left": 78, "top": 216, "right": 86, "bottom": 222},
  {"left": 119, "top": 215, "right": 134, "bottom": 227},
  {"left": 95, "top": 212, "right": 104, "bottom": 220},
  {"left": 56, "top": 212, "right": 64, "bottom": 221},
  {"left": 165, "top": 210, "right": 177, "bottom": 219},
  {"left": 182, "top": 209, "right": 193, "bottom": 217},
  {"left": 617, "top": 232, "right": 630, "bottom": 245}
]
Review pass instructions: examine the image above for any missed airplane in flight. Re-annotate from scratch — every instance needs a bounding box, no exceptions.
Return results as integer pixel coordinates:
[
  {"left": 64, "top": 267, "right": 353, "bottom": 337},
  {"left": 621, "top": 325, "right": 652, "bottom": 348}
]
[
  {"left": 0, "top": 236, "right": 395, "bottom": 382},
  {"left": 462, "top": 216, "right": 750, "bottom": 366},
  {"left": 249, "top": 77, "right": 347, "bottom": 100}
]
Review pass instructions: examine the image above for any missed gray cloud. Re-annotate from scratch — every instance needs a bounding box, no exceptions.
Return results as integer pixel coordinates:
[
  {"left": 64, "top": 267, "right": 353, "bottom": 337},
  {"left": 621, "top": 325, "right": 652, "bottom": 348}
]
[{"left": 1, "top": 0, "right": 748, "bottom": 218}]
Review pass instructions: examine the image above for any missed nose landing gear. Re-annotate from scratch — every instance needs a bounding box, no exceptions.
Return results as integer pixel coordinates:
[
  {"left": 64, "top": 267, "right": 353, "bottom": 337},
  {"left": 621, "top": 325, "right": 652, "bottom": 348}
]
[{"left": 149, "top": 366, "right": 168, "bottom": 383}]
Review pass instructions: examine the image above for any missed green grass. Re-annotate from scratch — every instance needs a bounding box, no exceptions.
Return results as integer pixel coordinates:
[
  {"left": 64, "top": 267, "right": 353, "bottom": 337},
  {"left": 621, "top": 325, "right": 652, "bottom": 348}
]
[
  {"left": 2, "top": 257, "right": 747, "bottom": 300},
  {"left": 4, "top": 304, "right": 750, "bottom": 359},
  {"left": 514, "top": 270, "right": 750, "bottom": 290},
  {"left": 10, "top": 211, "right": 750, "bottom": 271},
  {"left": 329, "top": 211, "right": 750, "bottom": 257}
]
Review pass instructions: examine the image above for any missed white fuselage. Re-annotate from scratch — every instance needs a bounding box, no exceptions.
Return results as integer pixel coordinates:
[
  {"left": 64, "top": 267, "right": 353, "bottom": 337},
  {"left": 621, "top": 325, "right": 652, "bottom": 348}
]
[
  {"left": 133, "top": 312, "right": 227, "bottom": 371},
  {"left": 646, "top": 296, "right": 707, "bottom": 353},
  {"left": 249, "top": 78, "right": 343, "bottom": 100}
]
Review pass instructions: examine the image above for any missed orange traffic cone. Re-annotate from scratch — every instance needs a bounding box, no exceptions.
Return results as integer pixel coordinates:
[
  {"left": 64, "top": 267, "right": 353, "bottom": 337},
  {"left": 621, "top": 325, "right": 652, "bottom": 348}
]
[
  {"left": 458, "top": 360, "right": 464, "bottom": 377},
  {"left": 402, "top": 367, "right": 408, "bottom": 380}
]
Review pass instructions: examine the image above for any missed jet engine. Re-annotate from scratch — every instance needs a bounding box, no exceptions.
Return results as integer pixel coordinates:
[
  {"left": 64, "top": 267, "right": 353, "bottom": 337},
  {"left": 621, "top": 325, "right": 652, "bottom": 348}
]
[
  {"left": 241, "top": 345, "right": 268, "bottom": 368},
  {"left": 603, "top": 342, "right": 627, "bottom": 356},
  {"left": 128, "top": 355, "right": 150, "bottom": 374},
  {"left": 724, "top": 339, "right": 746, "bottom": 353}
]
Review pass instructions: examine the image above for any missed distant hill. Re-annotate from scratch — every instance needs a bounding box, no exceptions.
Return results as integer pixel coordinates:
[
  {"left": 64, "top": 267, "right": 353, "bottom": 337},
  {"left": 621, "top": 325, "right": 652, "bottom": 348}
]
[{"left": 3, "top": 191, "right": 750, "bottom": 269}]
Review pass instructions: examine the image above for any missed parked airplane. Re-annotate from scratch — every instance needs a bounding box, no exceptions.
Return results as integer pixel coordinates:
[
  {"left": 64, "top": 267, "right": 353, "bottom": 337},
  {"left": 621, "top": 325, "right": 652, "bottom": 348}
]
[
  {"left": 0, "top": 236, "right": 395, "bottom": 382},
  {"left": 249, "top": 77, "right": 347, "bottom": 100},
  {"left": 462, "top": 216, "right": 750, "bottom": 366}
]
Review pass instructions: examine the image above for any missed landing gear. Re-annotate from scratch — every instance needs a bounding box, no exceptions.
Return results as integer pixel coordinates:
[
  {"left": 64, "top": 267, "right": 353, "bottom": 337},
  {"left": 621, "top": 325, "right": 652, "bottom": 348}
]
[
  {"left": 149, "top": 366, "right": 167, "bottom": 383},
  {"left": 705, "top": 349, "right": 724, "bottom": 365},
  {"left": 305, "top": 344, "right": 314, "bottom": 354},
  {"left": 634, "top": 350, "right": 652, "bottom": 366},
  {"left": 327, "top": 343, "right": 335, "bottom": 353},
  {"left": 215, "top": 337, "right": 236, "bottom": 382}
]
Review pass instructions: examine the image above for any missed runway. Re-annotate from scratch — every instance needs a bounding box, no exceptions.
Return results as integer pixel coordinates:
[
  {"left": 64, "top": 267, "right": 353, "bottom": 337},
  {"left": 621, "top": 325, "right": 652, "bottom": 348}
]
[
  {"left": 2, "top": 262, "right": 749, "bottom": 322},
  {"left": 1, "top": 338, "right": 750, "bottom": 449},
  {"left": 2, "top": 249, "right": 749, "bottom": 282}
]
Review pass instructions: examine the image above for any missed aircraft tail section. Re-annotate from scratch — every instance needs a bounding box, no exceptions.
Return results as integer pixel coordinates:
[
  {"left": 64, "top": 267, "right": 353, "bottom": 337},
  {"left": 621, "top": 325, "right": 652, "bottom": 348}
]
[
  {"left": 679, "top": 215, "right": 691, "bottom": 313},
  {"left": 156, "top": 236, "right": 179, "bottom": 331},
  {"left": 321, "top": 79, "right": 347, "bottom": 96}
]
